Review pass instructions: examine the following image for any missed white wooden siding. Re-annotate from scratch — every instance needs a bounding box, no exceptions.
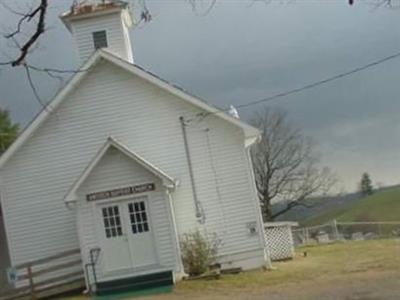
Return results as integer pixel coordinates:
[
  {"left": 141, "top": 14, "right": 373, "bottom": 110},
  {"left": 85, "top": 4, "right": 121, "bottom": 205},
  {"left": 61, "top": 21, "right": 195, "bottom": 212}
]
[
  {"left": 70, "top": 12, "right": 131, "bottom": 63},
  {"left": 77, "top": 148, "right": 178, "bottom": 281},
  {"left": 185, "top": 120, "right": 265, "bottom": 253},
  {"left": 0, "top": 59, "right": 265, "bottom": 270}
]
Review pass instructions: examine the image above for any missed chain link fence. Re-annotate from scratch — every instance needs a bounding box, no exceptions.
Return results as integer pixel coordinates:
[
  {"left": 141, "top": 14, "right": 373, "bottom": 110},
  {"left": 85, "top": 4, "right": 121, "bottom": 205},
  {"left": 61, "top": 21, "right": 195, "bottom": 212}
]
[{"left": 292, "top": 221, "right": 400, "bottom": 246}]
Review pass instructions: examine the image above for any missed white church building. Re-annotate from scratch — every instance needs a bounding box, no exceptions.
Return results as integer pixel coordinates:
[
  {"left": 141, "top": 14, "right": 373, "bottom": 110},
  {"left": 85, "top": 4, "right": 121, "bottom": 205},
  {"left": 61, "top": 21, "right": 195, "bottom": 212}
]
[{"left": 0, "top": 1, "right": 269, "bottom": 295}]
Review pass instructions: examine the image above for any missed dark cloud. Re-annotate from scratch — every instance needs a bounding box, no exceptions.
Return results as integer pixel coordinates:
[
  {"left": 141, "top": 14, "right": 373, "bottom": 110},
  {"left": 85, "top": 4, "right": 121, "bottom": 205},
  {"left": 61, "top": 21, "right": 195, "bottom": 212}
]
[{"left": 0, "top": 0, "right": 400, "bottom": 190}]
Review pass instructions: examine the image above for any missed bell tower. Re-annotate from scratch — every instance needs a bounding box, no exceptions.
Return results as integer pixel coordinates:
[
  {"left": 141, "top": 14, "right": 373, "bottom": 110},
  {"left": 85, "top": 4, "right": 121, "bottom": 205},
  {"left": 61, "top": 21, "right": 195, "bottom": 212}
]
[{"left": 60, "top": 1, "right": 134, "bottom": 64}]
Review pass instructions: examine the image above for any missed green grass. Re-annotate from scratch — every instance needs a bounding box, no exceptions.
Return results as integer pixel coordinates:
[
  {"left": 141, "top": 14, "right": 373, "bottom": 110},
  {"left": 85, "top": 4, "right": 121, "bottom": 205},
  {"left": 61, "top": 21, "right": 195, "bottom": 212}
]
[
  {"left": 59, "top": 239, "right": 400, "bottom": 300},
  {"left": 175, "top": 239, "right": 400, "bottom": 292},
  {"left": 304, "top": 186, "right": 400, "bottom": 226}
]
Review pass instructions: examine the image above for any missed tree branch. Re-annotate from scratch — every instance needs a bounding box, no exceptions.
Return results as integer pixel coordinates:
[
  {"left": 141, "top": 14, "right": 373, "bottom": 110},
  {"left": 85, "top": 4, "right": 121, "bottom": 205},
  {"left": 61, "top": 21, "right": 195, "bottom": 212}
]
[
  {"left": 24, "top": 64, "right": 46, "bottom": 108},
  {"left": 11, "top": 0, "right": 48, "bottom": 66}
]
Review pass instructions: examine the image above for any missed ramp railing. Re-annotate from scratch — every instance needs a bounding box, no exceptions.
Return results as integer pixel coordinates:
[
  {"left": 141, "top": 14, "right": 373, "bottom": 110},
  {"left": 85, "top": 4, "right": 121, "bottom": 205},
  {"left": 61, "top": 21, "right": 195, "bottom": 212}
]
[{"left": 0, "top": 248, "right": 84, "bottom": 300}]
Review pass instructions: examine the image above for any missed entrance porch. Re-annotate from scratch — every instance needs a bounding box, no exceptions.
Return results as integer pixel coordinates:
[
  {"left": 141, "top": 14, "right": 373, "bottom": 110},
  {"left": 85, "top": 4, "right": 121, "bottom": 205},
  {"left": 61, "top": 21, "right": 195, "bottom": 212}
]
[{"left": 63, "top": 137, "right": 181, "bottom": 294}]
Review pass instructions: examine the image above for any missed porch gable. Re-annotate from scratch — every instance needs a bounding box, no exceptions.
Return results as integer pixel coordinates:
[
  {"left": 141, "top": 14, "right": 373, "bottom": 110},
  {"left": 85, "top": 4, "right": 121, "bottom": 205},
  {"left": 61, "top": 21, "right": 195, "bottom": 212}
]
[{"left": 64, "top": 136, "right": 177, "bottom": 203}]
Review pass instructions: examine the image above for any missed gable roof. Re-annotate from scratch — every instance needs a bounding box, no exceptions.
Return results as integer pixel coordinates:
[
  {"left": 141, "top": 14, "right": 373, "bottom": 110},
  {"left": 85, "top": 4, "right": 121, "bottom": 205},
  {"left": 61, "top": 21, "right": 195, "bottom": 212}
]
[
  {"left": 0, "top": 49, "right": 260, "bottom": 169},
  {"left": 64, "top": 136, "right": 177, "bottom": 202}
]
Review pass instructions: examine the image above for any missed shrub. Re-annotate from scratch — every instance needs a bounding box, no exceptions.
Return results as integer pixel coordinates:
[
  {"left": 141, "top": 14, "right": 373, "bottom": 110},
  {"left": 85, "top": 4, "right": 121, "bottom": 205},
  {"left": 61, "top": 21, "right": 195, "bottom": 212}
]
[{"left": 180, "top": 230, "right": 219, "bottom": 277}]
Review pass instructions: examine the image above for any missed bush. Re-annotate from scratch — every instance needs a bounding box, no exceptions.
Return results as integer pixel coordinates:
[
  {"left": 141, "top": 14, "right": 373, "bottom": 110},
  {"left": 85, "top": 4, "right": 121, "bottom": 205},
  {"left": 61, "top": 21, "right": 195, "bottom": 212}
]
[{"left": 180, "top": 230, "right": 219, "bottom": 277}]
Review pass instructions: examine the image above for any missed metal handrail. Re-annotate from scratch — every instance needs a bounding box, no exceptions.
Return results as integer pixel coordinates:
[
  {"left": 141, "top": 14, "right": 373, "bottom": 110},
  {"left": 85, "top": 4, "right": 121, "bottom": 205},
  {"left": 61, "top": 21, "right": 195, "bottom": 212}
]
[{"left": 85, "top": 247, "right": 101, "bottom": 294}]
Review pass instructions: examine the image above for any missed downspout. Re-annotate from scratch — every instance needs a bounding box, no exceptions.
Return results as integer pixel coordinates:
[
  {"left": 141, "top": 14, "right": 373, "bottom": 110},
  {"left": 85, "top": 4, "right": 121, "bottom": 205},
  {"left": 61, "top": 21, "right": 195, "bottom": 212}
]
[
  {"left": 165, "top": 189, "right": 185, "bottom": 276},
  {"left": 179, "top": 116, "right": 205, "bottom": 224},
  {"left": 245, "top": 138, "right": 273, "bottom": 269}
]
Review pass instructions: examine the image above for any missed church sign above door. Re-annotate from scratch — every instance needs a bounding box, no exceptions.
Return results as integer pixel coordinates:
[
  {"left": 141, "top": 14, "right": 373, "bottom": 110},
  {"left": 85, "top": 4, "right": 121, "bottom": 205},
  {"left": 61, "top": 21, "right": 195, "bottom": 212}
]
[{"left": 86, "top": 183, "right": 155, "bottom": 201}]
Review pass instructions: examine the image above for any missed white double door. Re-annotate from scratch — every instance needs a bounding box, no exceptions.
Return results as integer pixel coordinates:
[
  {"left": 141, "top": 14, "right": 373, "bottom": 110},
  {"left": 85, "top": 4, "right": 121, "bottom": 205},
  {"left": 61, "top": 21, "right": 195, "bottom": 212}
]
[{"left": 97, "top": 196, "right": 158, "bottom": 273}]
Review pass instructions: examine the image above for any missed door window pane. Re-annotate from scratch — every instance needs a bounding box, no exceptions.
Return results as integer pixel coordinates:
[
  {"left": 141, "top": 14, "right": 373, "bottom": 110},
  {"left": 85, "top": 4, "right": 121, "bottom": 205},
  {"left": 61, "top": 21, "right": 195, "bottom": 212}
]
[
  {"left": 102, "top": 206, "right": 123, "bottom": 239},
  {"left": 128, "top": 200, "right": 150, "bottom": 235}
]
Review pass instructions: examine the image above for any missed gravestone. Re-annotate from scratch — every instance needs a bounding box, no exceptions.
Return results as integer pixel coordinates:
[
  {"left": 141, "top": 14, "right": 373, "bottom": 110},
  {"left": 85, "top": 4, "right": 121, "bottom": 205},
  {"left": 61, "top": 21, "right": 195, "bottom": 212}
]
[{"left": 351, "top": 232, "right": 364, "bottom": 241}]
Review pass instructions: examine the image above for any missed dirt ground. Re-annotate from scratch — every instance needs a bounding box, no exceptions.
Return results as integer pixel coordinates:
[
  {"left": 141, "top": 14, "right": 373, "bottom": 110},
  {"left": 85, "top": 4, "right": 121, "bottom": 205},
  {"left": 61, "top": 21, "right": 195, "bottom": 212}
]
[
  {"left": 139, "top": 240, "right": 400, "bottom": 300},
  {"left": 62, "top": 239, "right": 400, "bottom": 300},
  {"left": 143, "top": 270, "right": 400, "bottom": 300}
]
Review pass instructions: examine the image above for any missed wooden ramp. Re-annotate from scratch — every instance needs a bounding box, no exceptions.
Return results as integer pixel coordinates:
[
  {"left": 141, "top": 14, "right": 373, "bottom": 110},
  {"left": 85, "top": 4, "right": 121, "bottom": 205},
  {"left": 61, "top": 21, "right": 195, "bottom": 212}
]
[{"left": 0, "top": 249, "right": 85, "bottom": 300}]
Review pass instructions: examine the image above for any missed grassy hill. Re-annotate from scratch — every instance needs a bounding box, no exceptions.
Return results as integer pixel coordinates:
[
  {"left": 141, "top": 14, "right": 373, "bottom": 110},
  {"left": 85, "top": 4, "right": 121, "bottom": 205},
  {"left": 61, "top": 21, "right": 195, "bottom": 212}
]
[
  {"left": 303, "top": 186, "right": 400, "bottom": 226},
  {"left": 273, "top": 192, "right": 361, "bottom": 222}
]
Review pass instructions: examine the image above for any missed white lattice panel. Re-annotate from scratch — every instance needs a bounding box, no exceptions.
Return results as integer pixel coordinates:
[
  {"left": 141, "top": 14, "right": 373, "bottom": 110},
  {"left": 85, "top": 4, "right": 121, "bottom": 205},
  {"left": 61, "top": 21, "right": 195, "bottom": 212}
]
[{"left": 264, "top": 224, "right": 295, "bottom": 261}]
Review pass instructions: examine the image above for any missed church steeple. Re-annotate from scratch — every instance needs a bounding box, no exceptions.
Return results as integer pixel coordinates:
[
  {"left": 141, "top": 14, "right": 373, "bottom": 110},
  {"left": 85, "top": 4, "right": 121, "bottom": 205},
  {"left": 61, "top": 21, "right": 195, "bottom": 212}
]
[{"left": 60, "top": 1, "right": 134, "bottom": 64}]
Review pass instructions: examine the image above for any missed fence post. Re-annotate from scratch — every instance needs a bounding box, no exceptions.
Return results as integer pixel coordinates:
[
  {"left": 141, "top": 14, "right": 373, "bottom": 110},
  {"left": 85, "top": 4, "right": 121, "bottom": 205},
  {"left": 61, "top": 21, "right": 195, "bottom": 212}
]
[
  {"left": 27, "top": 264, "right": 36, "bottom": 299},
  {"left": 332, "top": 219, "right": 339, "bottom": 241},
  {"left": 305, "top": 227, "right": 309, "bottom": 245}
]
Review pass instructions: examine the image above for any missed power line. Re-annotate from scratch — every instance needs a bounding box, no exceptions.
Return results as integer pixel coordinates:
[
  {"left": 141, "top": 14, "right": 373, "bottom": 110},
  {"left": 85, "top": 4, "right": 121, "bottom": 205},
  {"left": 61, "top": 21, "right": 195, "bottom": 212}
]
[{"left": 195, "top": 50, "right": 400, "bottom": 121}]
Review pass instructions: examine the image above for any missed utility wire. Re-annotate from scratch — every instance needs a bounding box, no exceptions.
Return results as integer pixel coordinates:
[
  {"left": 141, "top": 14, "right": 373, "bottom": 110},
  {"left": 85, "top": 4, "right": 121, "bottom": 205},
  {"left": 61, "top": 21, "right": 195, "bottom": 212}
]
[{"left": 195, "top": 50, "right": 400, "bottom": 121}]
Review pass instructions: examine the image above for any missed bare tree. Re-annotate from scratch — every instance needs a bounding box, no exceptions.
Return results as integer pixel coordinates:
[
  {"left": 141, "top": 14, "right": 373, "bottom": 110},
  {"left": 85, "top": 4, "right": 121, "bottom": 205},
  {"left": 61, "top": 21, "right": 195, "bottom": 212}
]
[
  {"left": 0, "top": 0, "right": 48, "bottom": 67},
  {"left": 0, "top": 0, "right": 79, "bottom": 108},
  {"left": 250, "top": 108, "right": 336, "bottom": 221}
]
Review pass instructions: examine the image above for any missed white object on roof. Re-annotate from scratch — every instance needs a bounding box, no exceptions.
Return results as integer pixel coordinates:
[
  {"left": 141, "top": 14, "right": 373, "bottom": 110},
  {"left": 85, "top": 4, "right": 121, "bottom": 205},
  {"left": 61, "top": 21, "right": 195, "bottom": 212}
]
[{"left": 228, "top": 105, "right": 240, "bottom": 119}]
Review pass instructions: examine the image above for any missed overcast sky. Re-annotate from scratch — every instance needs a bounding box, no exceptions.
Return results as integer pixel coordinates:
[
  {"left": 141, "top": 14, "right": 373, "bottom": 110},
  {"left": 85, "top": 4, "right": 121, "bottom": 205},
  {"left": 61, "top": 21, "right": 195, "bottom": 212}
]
[{"left": 0, "top": 0, "right": 400, "bottom": 192}]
